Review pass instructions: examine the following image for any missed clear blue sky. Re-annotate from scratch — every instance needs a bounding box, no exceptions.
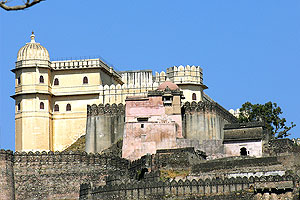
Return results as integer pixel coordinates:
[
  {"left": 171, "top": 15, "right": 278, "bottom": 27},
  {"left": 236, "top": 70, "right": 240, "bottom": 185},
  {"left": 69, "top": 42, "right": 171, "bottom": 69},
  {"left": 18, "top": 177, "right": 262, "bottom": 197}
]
[{"left": 0, "top": 1, "right": 299, "bottom": 150}]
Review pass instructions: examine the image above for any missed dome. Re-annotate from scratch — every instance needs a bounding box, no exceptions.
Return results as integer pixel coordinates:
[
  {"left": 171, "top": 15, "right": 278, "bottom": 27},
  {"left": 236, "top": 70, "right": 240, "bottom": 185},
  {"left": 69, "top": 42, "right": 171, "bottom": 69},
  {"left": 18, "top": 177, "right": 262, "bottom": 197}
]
[
  {"left": 157, "top": 79, "right": 179, "bottom": 91},
  {"left": 17, "top": 32, "right": 50, "bottom": 61}
]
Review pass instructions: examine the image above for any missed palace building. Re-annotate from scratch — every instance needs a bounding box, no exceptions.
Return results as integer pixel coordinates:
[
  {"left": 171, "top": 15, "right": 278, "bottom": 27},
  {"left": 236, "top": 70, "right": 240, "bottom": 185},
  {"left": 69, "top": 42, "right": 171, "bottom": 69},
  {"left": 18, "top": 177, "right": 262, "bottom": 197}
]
[{"left": 12, "top": 33, "right": 206, "bottom": 152}]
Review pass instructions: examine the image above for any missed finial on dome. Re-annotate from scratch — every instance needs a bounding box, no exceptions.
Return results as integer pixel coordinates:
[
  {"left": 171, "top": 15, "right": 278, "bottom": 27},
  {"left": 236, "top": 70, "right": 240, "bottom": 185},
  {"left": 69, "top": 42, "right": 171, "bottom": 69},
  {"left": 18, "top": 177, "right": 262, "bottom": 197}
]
[{"left": 30, "top": 31, "right": 35, "bottom": 43}]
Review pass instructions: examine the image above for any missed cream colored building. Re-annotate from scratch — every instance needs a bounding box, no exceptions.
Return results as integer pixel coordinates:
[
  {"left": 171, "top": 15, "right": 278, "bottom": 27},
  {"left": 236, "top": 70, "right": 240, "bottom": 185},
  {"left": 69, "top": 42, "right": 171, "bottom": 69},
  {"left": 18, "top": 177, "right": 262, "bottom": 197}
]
[{"left": 12, "top": 33, "right": 207, "bottom": 152}]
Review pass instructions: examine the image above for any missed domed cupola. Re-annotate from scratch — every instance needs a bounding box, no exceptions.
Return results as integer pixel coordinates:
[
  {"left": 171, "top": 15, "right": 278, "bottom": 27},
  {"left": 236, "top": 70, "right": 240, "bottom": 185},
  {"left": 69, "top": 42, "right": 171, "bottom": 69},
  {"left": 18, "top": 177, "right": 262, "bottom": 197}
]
[
  {"left": 157, "top": 79, "right": 179, "bottom": 91},
  {"left": 17, "top": 32, "right": 50, "bottom": 61}
]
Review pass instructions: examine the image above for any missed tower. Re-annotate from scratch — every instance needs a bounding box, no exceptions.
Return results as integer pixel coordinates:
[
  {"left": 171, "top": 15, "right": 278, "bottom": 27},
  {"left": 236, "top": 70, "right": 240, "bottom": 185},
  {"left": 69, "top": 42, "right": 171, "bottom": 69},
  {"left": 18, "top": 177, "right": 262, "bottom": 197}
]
[{"left": 12, "top": 32, "right": 52, "bottom": 151}]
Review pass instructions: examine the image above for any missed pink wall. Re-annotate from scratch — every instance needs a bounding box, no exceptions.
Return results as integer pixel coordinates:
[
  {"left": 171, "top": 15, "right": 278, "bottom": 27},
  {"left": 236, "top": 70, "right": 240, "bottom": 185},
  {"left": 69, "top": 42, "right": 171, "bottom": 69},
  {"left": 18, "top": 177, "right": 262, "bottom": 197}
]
[
  {"left": 123, "top": 96, "right": 183, "bottom": 160},
  {"left": 122, "top": 122, "right": 177, "bottom": 161}
]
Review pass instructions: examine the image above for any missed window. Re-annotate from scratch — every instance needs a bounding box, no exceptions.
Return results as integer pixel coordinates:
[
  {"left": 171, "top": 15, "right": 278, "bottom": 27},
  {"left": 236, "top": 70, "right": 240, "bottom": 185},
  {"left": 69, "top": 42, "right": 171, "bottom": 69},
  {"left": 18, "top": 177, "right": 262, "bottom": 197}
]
[
  {"left": 17, "top": 77, "right": 21, "bottom": 85},
  {"left": 83, "top": 76, "right": 88, "bottom": 84},
  {"left": 66, "top": 103, "right": 71, "bottom": 111},
  {"left": 54, "top": 78, "right": 59, "bottom": 86},
  {"left": 163, "top": 96, "right": 172, "bottom": 106},
  {"left": 240, "top": 147, "right": 247, "bottom": 156},
  {"left": 141, "top": 124, "right": 144, "bottom": 128},
  {"left": 17, "top": 103, "right": 21, "bottom": 111},
  {"left": 137, "top": 117, "right": 148, "bottom": 122},
  {"left": 39, "top": 75, "right": 44, "bottom": 83},
  {"left": 192, "top": 93, "right": 197, "bottom": 101},
  {"left": 40, "top": 102, "right": 44, "bottom": 110},
  {"left": 54, "top": 104, "right": 59, "bottom": 112}
]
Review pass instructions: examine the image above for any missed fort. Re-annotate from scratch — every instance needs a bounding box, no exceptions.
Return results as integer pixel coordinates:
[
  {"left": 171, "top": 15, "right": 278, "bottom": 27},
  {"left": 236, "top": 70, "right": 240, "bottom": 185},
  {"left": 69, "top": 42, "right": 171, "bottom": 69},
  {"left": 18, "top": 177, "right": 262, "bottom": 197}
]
[{"left": 2, "top": 32, "right": 300, "bottom": 199}]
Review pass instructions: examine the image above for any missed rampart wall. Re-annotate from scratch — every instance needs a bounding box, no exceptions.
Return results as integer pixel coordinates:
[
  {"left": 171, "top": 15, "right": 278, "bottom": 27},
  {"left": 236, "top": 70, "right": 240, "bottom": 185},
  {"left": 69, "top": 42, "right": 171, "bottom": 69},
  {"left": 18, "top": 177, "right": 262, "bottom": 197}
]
[
  {"left": 86, "top": 103, "right": 125, "bottom": 153},
  {"left": 0, "top": 150, "right": 15, "bottom": 200},
  {"left": 0, "top": 150, "right": 129, "bottom": 200},
  {"left": 85, "top": 101, "right": 238, "bottom": 158},
  {"left": 79, "top": 174, "right": 298, "bottom": 200}
]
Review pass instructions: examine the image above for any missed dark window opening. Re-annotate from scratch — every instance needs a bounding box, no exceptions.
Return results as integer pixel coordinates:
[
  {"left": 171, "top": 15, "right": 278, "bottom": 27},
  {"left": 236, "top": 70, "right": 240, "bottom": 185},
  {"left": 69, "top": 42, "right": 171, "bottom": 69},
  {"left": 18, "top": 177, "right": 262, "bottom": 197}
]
[
  {"left": 192, "top": 93, "right": 197, "bottom": 101},
  {"left": 83, "top": 76, "right": 88, "bottom": 84},
  {"left": 163, "top": 96, "right": 173, "bottom": 106},
  {"left": 66, "top": 103, "right": 71, "bottom": 111},
  {"left": 141, "top": 124, "right": 144, "bottom": 128},
  {"left": 17, "top": 103, "right": 21, "bottom": 111},
  {"left": 54, "top": 104, "right": 59, "bottom": 112},
  {"left": 54, "top": 78, "right": 59, "bottom": 86},
  {"left": 240, "top": 147, "right": 247, "bottom": 156},
  {"left": 18, "top": 77, "right": 21, "bottom": 85},
  {"left": 137, "top": 168, "right": 149, "bottom": 181},
  {"left": 39, "top": 75, "right": 44, "bottom": 83},
  {"left": 40, "top": 102, "right": 44, "bottom": 110},
  {"left": 137, "top": 117, "right": 148, "bottom": 122}
]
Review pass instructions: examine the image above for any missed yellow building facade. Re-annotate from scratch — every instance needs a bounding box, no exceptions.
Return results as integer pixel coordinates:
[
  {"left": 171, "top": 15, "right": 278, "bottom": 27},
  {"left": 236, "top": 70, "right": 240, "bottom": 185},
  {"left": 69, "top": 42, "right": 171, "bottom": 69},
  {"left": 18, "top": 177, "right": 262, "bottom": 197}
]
[{"left": 12, "top": 33, "right": 207, "bottom": 152}]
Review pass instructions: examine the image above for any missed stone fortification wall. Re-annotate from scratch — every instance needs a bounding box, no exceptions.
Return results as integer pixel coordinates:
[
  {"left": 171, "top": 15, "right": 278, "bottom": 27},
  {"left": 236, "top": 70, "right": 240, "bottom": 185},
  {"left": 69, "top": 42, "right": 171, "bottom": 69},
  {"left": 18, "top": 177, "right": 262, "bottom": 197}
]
[
  {"left": 79, "top": 174, "right": 298, "bottom": 200},
  {"left": 182, "top": 101, "right": 237, "bottom": 142},
  {"left": 86, "top": 104, "right": 125, "bottom": 153},
  {"left": 0, "top": 150, "right": 129, "bottom": 200},
  {"left": 0, "top": 150, "right": 15, "bottom": 200},
  {"left": 179, "top": 101, "right": 237, "bottom": 158}
]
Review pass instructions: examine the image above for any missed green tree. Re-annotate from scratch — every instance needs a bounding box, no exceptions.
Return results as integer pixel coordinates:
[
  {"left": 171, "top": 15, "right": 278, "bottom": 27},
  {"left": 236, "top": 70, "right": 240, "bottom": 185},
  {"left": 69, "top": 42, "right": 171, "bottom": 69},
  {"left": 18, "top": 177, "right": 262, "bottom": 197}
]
[{"left": 238, "top": 101, "right": 296, "bottom": 139}]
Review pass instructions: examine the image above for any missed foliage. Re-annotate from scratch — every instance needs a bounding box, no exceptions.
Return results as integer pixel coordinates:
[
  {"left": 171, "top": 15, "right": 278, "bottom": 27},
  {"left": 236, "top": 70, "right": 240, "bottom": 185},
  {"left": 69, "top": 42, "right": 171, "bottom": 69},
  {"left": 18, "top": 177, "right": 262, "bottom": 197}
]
[
  {"left": 160, "top": 169, "right": 190, "bottom": 182},
  {"left": 238, "top": 101, "right": 296, "bottom": 139}
]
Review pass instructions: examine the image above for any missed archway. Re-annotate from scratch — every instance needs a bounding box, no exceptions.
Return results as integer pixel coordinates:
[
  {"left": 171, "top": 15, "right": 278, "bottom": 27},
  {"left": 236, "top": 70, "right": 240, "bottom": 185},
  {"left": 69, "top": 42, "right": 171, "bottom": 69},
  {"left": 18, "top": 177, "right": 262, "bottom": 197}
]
[{"left": 240, "top": 147, "right": 247, "bottom": 156}]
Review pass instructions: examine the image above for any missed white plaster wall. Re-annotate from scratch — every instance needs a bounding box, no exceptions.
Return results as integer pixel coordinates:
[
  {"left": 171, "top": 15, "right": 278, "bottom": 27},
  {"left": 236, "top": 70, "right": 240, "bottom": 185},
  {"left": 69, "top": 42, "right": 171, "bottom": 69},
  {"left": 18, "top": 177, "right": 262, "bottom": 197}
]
[{"left": 224, "top": 141, "right": 262, "bottom": 157}]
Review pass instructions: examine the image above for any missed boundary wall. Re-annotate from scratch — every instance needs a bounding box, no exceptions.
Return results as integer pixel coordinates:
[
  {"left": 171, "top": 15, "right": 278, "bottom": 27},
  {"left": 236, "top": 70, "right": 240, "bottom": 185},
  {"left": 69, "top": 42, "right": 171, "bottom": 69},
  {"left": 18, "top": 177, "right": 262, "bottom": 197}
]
[
  {"left": 86, "top": 103, "right": 125, "bottom": 153},
  {"left": 0, "top": 150, "right": 129, "bottom": 200},
  {"left": 79, "top": 175, "right": 298, "bottom": 200}
]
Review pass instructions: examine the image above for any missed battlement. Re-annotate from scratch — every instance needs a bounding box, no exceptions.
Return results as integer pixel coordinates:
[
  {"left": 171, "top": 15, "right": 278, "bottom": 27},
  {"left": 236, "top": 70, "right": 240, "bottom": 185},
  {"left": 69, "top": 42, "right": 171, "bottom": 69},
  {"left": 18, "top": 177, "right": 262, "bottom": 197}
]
[
  {"left": 0, "top": 150, "right": 129, "bottom": 168},
  {"left": 80, "top": 175, "right": 298, "bottom": 200},
  {"left": 87, "top": 103, "right": 125, "bottom": 116},
  {"left": 0, "top": 149, "right": 14, "bottom": 161},
  {"left": 183, "top": 101, "right": 238, "bottom": 123}
]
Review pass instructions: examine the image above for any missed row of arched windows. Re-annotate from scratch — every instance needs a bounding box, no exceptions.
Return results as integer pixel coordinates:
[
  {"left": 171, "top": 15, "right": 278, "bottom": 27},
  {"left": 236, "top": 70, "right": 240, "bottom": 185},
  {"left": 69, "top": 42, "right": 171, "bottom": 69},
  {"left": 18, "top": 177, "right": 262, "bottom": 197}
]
[
  {"left": 53, "top": 104, "right": 71, "bottom": 112},
  {"left": 53, "top": 76, "right": 88, "bottom": 86},
  {"left": 17, "top": 76, "right": 89, "bottom": 85},
  {"left": 34, "top": 76, "right": 89, "bottom": 85},
  {"left": 17, "top": 102, "right": 72, "bottom": 112},
  {"left": 40, "top": 102, "right": 71, "bottom": 111}
]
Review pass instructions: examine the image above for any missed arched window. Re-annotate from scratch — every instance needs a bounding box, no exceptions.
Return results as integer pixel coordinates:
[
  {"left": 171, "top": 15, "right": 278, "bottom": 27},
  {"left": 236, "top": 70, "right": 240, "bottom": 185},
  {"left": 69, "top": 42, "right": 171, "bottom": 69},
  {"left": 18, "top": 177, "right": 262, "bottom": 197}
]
[
  {"left": 83, "top": 76, "right": 88, "bottom": 84},
  {"left": 192, "top": 93, "right": 197, "bottom": 101},
  {"left": 17, "top": 77, "right": 21, "bottom": 85},
  {"left": 17, "top": 103, "right": 21, "bottom": 111},
  {"left": 54, "top": 104, "right": 59, "bottom": 112},
  {"left": 40, "top": 102, "right": 44, "bottom": 110},
  {"left": 39, "top": 75, "right": 44, "bottom": 83},
  {"left": 54, "top": 78, "right": 59, "bottom": 86},
  {"left": 240, "top": 147, "right": 247, "bottom": 156},
  {"left": 66, "top": 103, "right": 71, "bottom": 111}
]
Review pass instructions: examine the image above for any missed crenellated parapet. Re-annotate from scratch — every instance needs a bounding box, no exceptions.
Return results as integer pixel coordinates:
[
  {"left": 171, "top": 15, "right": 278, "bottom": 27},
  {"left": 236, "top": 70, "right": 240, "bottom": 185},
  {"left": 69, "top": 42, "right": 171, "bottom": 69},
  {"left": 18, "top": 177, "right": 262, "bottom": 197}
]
[
  {"left": 183, "top": 101, "right": 238, "bottom": 123},
  {"left": 80, "top": 175, "right": 299, "bottom": 199},
  {"left": 168, "top": 65, "right": 203, "bottom": 85},
  {"left": 12, "top": 150, "right": 129, "bottom": 169},
  {"left": 0, "top": 149, "right": 14, "bottom": 162},
  {"left": 154, "top": 65, "right": 203, "bottom": 85},
  {"left": 87, "top": 103, "right": 125, "bottom": 116}
]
